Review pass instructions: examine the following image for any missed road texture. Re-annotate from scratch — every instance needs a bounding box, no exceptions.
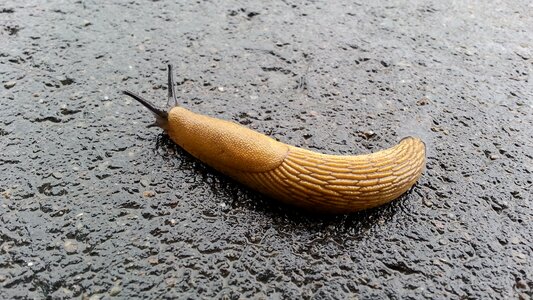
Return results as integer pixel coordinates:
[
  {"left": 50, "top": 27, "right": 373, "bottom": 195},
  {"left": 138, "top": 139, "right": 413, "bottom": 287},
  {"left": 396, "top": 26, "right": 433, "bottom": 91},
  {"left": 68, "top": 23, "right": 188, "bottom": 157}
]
[{"left": 1, "top": 0, "right": 532, "bottom": 299}]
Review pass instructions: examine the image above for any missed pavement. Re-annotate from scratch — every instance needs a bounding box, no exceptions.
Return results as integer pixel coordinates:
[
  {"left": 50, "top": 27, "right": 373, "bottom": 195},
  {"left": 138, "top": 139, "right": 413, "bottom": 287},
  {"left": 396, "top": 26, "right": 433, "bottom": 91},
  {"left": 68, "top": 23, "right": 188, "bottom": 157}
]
[{"left": 1, "top": 0, "right": 532, "bottom": 299}]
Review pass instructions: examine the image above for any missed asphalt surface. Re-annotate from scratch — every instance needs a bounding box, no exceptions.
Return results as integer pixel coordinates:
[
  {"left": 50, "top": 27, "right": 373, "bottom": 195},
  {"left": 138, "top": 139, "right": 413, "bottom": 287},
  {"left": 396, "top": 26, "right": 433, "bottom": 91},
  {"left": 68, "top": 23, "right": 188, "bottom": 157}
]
[{"left": 1, "top": 0, "right": 532, "bottom": 299}]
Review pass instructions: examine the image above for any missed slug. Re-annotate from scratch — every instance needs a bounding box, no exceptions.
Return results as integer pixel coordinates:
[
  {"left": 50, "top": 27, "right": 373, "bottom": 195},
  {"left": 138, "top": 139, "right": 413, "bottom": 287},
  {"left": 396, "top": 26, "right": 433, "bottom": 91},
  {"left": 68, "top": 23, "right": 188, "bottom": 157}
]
[{"left": 123, "top": 65, "right": 426, "bottom": 213}]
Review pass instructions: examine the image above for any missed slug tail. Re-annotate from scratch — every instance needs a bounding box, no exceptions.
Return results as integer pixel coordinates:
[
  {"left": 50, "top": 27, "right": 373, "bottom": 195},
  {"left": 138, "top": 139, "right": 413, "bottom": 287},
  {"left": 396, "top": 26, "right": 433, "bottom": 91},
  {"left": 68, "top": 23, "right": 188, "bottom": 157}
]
[{"left": 122, "top": 90, "right": 169, "bottom": 130}]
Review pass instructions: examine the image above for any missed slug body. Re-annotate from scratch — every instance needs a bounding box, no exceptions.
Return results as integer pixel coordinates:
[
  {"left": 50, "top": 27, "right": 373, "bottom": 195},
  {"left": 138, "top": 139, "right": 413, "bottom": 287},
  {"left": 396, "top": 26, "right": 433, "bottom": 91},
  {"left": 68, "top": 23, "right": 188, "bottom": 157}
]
[{"left": 124, "top": 65, "right": 426, "bottom": 214}]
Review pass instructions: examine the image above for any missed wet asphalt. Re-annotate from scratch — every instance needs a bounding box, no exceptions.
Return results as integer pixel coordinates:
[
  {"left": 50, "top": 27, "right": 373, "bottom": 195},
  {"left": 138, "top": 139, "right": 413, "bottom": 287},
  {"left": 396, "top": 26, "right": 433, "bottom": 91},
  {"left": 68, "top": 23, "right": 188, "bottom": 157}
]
[{"left": 1, "top": 0, "right": 532, "bottom": 299}]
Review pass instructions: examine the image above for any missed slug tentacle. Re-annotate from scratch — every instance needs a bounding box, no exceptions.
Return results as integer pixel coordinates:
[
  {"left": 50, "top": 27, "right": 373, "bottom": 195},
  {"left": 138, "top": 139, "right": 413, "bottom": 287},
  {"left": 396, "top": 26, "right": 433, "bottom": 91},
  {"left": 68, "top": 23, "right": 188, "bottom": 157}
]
[
  {"left": 124, "top": 66, "right": 426, "bottom": 214},
  {"left": 122, "top": 90, "right": 169, "bottom": 130},
  {"left": 167, "top": 64, "right": 178, "bottom": 108}
]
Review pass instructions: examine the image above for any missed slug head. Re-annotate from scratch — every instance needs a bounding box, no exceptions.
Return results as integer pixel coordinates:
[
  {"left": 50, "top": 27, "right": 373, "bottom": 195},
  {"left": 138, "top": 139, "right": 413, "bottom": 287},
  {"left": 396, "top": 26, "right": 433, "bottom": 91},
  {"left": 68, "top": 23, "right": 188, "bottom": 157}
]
[{"left": 122, "top": 64, "right": 179, "bottom": 131}]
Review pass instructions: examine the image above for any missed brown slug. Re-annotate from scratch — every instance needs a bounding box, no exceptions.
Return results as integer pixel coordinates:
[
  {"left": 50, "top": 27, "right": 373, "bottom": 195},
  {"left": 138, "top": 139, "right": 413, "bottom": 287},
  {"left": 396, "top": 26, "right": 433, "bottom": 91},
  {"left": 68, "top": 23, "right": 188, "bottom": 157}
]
[{"left": 123, "top": 65, "right": 426, "bottom": 213}]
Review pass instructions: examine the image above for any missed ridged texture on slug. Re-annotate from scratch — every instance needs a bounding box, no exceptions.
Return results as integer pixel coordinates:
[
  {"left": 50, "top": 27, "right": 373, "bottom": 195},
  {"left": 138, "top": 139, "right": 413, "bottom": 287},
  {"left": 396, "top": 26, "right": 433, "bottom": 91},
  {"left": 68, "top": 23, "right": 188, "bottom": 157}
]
[
  {"left": 235, "top": 138, "right": 425, "bottom": 213},
  {"left": 167, "top": 107, "right": 426, "bottom": 213}
]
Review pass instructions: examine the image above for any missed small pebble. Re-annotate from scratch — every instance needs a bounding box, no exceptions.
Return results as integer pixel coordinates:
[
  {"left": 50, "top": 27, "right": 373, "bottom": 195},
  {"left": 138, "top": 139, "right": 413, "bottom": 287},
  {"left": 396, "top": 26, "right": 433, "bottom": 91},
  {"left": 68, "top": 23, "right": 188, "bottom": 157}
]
[
  {"left": 64, "top": 240, "right": 78, "bottom": 254},
  {"left": 148, "top": 256, "right": 159, "bottom": 265},
  {"left": 109, "top": 285, "right": 121, "bottom": 296},
  {"left": 489, "top": 154, "right": 499, "bottom": 160},
  {"left": 1, "top": 190, "right": 11, "bottom": 199},
  {"left": 516, "top": 279, "right": 528, "bottom": 289},
  {"left": 218, "top": 86, "right": 225, "bottom": 92},
  {"left": 165, "top": 277, "right": 177, "bottom": 287},
  {"left": 4, "top": 81, "right": 16, "bottom": 89},
  {"left": 143, "top": 190, "right": 156, "bottom": 198},
  {"left": 512, "top": 250, "right": 526, "bottom": 260},
  {"left": 358, "top": 130, "right": 376, "bottom": 139}
]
